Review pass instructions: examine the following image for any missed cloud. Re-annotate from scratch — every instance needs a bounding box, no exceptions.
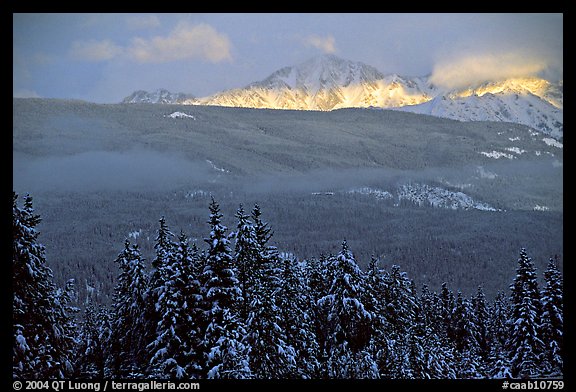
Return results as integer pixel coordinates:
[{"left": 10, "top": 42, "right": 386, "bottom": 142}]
[
  {"left": 127, "top": 22, "right": 232, "bottom": 63},
  {"left": 303, "top": 34, "right": 337, "bottom": 54},
  {"left": 69, "top": 39, "right": 123, "bottom": 62},
  {"left": 69, "top": 22, "right": 232, "bottom": 64},
  {"left": 13, "top": 89, "right": 40, "bottom": 98},
  {"left": 430, "top": 51, "right": 548, "bottom": 90},
  {"left": 13, "top": 150, "right": 217, "bottom": 193},
  {"left": 126, "top": 15, "right": 161, "bottom": 30}
]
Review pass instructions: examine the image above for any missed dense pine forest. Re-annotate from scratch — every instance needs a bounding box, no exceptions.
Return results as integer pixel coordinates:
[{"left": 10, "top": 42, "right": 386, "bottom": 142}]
[{"left": 13, "top": 192, "right": 563, "bottom": 380}]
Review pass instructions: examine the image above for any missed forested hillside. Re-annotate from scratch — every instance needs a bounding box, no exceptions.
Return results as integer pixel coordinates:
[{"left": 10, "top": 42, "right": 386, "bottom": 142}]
[{"left": 13, "top": 193, "right": 563, "bottom": 380}]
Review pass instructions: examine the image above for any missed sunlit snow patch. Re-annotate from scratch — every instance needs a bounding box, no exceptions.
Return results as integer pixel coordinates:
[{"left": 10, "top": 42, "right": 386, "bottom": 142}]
[
  {"left": 347, "top": 187, "right": 393, "bottom": 200},
  {"left": 185, "top": 190, "right": 210, "bottom": 199},
  {"left": 165, "top": 111, "right": 196, "bottom": 120},
  {"left": 397, "top": 183, "right": 498, "bottom": 211},
  {"left": 533, "top": 205, "right": 549, "bottom": 211},
  {"left": 480, "top": 151, "right": 515, "bottom": 160},
  {"left": 542, "top": 137, "right": 563, "bottom": 148},
  {"left": 505, "top": 147, "right": 526, "bottom": 155}
]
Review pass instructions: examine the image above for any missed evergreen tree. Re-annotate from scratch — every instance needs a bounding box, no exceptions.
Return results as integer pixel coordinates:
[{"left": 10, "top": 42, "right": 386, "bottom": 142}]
[
  {"left": 364, "top": 256, "right": 391, "bottom": 378},
  {"left": 53, "top": 279, "right": 79, "bottom": 376},
  {"left": 407, "top": 288, "right": 429, "bottom": 379},
  {"left": 232, "top": 205, "right": 259, "bottom": 321},
  {"left": 180, "top": 238, "right": 205, "bottom": 379},
  {"left": 76, "top": 300, "right": 108, "bottom": 378},
  {"left": 246, "top": 278, "right": 296, "bottom": 378},
  {"left": 384, "top": 265, "right": 417, "bottom": 338},
  {"left": 96, "top": 305, "right": 112, "bottom": 377},
  {"left": 452, "top": 292, "right": 484, "bottom": 378},
  {"left": 419, "top": 284, "right": 457, "bottom": 379},
  {"left": 507, "top": 248, "right": 544, "bottom": 378},
  {"left": 108, "top": 240, "right": 148, "bottom": 377},
  {"left": 472, "top": 286, "right": 490, "bottom": 364},
  {"left": 279, "top": 257, "right": 320, "bottom": 378},
  {"left": 317, "top": 241, "right": 374, "bottom": 378},
  {"left": 148, "top": 231, "right": 199, "bottom": 378},
  {"left": 420, "top": 284, "right": 441, "bottom": 337},
  {"left": 251, "top": 203, "right": 283, "bottom": 294},
  {"left": 489, "top": 291, "right": 510, "bottom": 350},
  {"left": 487, "top": 291, "right": 512, "bottom": 378},
  {"left": 540, "top": 257, "right": 563, "bottom": 375},
  {"left": 13, "top": 193, "right": 76, "bottom": 378},
  {"left": 201, "top": 198, "right": 250, "bottom": 378},
  {"left": 440, "top": 282, "right": 456, "bottom": 343},
  {"left": 143, "top": 217, "right": 176, "bottom": 369},
  {"left": 240, "top": 204, "right": 296, "bottom": 378},
  {"left": 383, "top": 264, "right": 420, "bottom": 378}
]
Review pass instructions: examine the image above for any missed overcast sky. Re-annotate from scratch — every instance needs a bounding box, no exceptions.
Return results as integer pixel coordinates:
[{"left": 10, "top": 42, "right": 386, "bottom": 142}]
[{"left": 13, "top": 13, "right": 563, "bottom": 103}]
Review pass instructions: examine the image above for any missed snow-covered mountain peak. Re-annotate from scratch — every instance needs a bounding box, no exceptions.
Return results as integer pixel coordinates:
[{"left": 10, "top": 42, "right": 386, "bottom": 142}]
[
  {"left": 201, "top": 54, "right": 432, "bottom": 111},
  {"left": 120, "top": 55, "right": 562, "bottom": 138},
  {"left": 122, "top": 88, "right": 195, "bottom": 104},
  {"left": 399, "top": 76, "right": 563, "bottom": 139},
  {"left": 252, "top": 54, "right": 385, "bottom": 93},
  {"left": 451, "top": 77, "right": 563, "bottom": 109}
]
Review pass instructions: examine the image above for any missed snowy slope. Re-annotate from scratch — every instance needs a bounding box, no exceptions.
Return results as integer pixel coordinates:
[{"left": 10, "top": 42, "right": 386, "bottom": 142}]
[
  {"left": 398, "top": 78, "right": 563, "bottom": 139},
  {"left": 199, "top": 55, "right": 436, "bottom": 111},
  {"left": 122, "top": 89, "right": 196, "bottom": 104}
]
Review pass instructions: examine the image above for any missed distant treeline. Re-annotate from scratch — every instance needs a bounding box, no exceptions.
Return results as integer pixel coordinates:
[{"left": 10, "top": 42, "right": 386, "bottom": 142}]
[{"left": 13, "top": 192, "right": 562, "bottom": 379}]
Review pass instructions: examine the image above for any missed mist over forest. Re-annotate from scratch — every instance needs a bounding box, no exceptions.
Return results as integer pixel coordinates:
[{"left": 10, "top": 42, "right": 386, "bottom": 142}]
[{"left": 12, "top": 99, "right": 562, "bottom": 304}]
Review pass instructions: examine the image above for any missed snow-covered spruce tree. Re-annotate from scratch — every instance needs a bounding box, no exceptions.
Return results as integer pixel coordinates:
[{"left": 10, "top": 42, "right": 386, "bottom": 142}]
[
  {"left": 232, "top": 204, "right": 259, "bottom": 322},
  {"left": 452, "top": 291, "right": 484, "bottom": 378},
  {"left": 240, "top": 204, "right": 296, "bottom": 378},
  {"left": 148, "top": 231, "right": 201, "bottom": 379},
  {"left": 76, "top": 300, "right": 109, "bottom": 378},
  {"left": 488, "top": 291, "right": 512, "bottom": 378},
  {"left": 419, "top": 284, "right": 457, "bottom": 379},
  {"left": 143, "top": 216, "right": 176, "bottom": 370},
  {"left": 472, "top": 286, "right": 491, "bottom": 365},
  {"left": 383, "top": 264, "right": 419, "bottom": 378},
  {"left": 181, "top": 238, "right": 205, "bottom": 379},
  {"left": 201, "top": 198, "right": 251, "bottom": 379},
  {"left": 406, "top": 285, "right": 429, "bottom": 379},
  {"left": 278, "top": 256, "right": 321, "bottom": 378},
  {"left": 363, "top": 256, "right": 391, "bottom": 378},
  {"left": 53, "top": 279, "right": 80, "bottom": 375},
  {"left": 13, "top": 192, "right": 76, "bottom": 378},
  {"left": 76, "top": 301, "right": 98, "bottom": 378},
  {"left": 306, "top": 254, "right": 331, "bottom": 303},
  {"left": 108, "top": 240, "right": 148, "bottom": 378},
  {"left": 507, "top": 248, "right": 544, "bottom": 378},
  {"left": 250, "top": 203, "right": 283, "bottom": 292},
  {"left": 420, "top": 284, "right": 441, "bottom": 338},
  {"left": 440, "top": 282, "right": 456, "bottom": 344},
  {"left": 304, "top": 253, "right": 331, "bottom": 373},
  {"left": 246, "top": 265, "right": 296, "bottom": 378},
  {"left": 317, "top": 240, "right": 375, "bottom": 378},
  {"left": 540, "top": 257, "right": 563, "bottom": 376}
]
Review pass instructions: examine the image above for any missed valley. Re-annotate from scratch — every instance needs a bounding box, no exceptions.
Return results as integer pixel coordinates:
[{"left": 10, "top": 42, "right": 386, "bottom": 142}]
[{"left": 13, "top": 98, "right": 563, "bottom": 303}]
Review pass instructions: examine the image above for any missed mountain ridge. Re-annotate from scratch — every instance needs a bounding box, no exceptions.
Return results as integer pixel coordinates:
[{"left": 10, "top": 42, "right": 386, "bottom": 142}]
[{"left": 121, "top": 54, "right": 562, "bottom": 137}]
